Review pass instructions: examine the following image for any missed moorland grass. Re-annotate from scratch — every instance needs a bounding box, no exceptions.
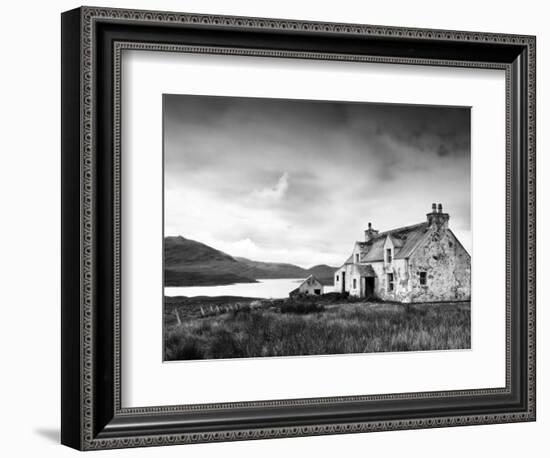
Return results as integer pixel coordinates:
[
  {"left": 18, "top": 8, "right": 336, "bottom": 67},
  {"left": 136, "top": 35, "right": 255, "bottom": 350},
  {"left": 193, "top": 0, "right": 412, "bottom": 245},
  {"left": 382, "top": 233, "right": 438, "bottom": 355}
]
[{"left": 164, "top": 301, "right": 470, "bottom": 361}]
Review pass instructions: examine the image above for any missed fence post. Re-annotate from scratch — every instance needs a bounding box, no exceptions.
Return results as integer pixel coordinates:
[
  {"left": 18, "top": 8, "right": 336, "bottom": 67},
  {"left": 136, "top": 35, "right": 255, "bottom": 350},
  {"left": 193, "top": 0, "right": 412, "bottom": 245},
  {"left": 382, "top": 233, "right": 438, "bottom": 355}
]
[{"left": 173, "top": 307, "right": 182, "bottom": 326}]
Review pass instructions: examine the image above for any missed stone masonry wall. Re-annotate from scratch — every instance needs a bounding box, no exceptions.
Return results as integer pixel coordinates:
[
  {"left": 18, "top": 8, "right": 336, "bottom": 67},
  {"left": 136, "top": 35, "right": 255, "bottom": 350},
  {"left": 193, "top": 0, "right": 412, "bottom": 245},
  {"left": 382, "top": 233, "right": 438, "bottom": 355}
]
[{"left": 406, "top": 229, "right": 471, "bottom": 303}]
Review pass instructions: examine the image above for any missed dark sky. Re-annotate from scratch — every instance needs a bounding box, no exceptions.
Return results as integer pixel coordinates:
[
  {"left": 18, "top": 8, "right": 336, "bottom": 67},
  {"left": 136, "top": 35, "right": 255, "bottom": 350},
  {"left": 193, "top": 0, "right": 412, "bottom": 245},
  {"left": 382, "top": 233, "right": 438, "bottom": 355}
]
[{"left": 164, "top": 94, "right": 471, "bottom": 267}]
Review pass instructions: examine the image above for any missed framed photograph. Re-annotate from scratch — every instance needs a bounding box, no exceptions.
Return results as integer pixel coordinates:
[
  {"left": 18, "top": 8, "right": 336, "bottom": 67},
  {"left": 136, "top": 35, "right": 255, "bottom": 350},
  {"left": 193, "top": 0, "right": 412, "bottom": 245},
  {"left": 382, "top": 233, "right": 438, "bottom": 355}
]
[{"left": 61, "top": 6, "right": 536, "bottom": 450}]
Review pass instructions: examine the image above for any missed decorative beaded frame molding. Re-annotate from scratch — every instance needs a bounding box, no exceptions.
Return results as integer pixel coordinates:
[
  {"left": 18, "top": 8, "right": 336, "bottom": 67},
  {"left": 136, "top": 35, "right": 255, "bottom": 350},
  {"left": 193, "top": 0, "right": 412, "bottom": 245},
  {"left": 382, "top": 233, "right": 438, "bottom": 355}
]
[{"left": 63, "top": 5, "right": 536, "bottom": 450}]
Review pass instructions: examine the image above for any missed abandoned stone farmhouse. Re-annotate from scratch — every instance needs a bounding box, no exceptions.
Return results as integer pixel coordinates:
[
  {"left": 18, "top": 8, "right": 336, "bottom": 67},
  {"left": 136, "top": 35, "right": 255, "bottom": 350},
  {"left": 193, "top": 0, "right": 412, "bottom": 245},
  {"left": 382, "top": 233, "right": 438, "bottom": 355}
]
[{"left": 334, "top": 204, "right": 471, "bottom": 303}]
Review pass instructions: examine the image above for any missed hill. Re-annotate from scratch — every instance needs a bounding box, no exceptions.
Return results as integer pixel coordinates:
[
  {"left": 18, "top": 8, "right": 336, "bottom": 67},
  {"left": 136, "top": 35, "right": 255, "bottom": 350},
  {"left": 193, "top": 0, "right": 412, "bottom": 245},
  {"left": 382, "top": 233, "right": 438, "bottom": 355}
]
[
  {"left": 234, "top": 257, "right": 309, "bottom": 279},
  {"left": 165, "top": 235, "right": 235, "bottom": 266},
  {"left": 164, "top": 236, "right": 254, "bottom": 286},
  {"left": 305, "top": 265, "right": 338, "bottom": 285},
  {"left": 164, "top": 236, "right": 337, "bottom": 287}
]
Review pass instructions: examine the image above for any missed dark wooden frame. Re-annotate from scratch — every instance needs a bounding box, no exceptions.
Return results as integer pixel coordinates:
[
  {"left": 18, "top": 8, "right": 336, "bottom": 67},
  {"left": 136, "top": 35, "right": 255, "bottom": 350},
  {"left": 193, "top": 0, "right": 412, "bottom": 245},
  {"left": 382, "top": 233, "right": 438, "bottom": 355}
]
[{"left": 61, "top": 6, "right": 536, "bottom": 450}]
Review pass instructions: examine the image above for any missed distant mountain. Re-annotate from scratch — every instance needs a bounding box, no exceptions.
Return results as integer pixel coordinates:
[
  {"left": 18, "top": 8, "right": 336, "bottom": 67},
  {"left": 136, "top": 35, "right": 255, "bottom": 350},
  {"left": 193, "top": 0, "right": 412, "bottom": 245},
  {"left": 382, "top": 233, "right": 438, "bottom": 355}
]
[
  {"left": 306, "top": 265, "right": 339, "bottom": 284},
  {"left": 164, "top": 236, "right": 337, "bottom": 287},
  {"left": 234, "top": 257, "right": 308, "bottom": 279}
]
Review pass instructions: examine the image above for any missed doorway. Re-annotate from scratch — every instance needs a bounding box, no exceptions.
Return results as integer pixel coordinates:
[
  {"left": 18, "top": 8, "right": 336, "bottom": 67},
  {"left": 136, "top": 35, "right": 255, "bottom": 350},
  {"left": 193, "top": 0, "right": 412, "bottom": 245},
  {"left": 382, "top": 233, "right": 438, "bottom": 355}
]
[
  {"left": 341, "top": 272, "right": 346, "bottom": 293},
  {"left": 364, "top": 277, "right": 375, "bottom": 298}
]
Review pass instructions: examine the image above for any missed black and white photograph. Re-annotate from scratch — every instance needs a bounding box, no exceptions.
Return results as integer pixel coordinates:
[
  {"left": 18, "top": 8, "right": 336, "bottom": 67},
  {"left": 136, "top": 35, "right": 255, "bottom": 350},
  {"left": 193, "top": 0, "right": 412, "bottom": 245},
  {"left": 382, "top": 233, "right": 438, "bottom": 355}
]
[{"left": 163, "top": 94, "right": 472, "bottom": 361}]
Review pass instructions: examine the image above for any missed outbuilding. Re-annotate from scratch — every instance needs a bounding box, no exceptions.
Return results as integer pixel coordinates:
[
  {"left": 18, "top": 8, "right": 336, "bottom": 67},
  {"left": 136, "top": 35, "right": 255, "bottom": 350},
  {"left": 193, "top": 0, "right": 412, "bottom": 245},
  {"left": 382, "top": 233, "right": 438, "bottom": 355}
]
[{"left": 289, "top": 275, "right": 324, "bottom": 297}]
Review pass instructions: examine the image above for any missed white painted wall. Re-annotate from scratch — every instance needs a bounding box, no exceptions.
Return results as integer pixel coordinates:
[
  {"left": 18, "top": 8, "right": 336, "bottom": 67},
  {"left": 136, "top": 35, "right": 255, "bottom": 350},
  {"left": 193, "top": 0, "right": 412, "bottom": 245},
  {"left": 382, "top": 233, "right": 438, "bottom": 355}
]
[
  {"left": 294, "top": 276, "right": 324, "bottom": 295},
  {"left": 0, "top": 1, "right": 546, "bottom": 457}
]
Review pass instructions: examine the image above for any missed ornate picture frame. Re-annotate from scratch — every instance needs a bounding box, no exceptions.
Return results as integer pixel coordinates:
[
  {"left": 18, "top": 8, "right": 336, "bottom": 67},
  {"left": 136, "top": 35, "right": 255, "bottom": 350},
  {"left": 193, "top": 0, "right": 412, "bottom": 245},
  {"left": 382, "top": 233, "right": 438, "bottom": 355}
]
[{"left": 61, "top": 6, "right": 536, "bottom": 450}]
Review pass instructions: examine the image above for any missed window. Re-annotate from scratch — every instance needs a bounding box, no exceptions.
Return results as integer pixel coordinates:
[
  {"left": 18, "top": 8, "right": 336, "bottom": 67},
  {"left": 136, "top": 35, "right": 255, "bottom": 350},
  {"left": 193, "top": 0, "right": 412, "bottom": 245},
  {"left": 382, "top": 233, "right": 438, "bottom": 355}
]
[
  {"left": 353, "top": 278, "right": 357, "bottom": 289},
  {"left": 314, "top": 289, "right": 321, "bottom": 295},
  {"left": 336, "top": 275, "right": 339, "bottom": 281},
  {"left": 386, "top": 248, "right": 392, "bottom": 264},
  {"left": 355, "top": 253, "right": 359, "bottom": 263},
  {"left": 387, "top": 273, "right": 394, "bottom": 292},
  {"left": 419, "top": 271, "right": 427, "bottom": 286}
]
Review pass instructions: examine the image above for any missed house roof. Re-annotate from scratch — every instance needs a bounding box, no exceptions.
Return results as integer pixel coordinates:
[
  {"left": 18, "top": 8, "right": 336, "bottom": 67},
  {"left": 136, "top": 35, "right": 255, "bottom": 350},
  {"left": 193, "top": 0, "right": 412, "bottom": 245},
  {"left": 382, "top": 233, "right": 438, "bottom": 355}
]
[
  {"left": 343, "top": 254, "right": 354, "bottom": 265},
  {"left": 361, "top": 222, "right": 430, "bottom": 262},
  {"left": 298, "top": 274, "right": 323, "bottom": 287}
]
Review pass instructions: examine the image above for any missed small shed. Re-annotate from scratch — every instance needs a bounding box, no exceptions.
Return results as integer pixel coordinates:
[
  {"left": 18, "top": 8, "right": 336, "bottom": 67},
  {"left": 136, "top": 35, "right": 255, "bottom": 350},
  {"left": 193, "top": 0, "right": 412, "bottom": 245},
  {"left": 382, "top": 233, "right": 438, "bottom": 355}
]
[{"left": 289, "top": 275, "right": 324, "bottom": 297}]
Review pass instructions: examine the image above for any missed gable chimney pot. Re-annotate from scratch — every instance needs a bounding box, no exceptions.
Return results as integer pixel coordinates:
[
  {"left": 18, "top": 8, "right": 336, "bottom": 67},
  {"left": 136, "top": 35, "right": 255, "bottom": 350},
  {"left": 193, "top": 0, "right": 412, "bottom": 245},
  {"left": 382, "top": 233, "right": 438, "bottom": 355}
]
[
  {"left": 427, "top": 202, "right": 449, "bottom": 230},
  {"left": 364, "top": 222, "right": 379, "bottom": 242}
]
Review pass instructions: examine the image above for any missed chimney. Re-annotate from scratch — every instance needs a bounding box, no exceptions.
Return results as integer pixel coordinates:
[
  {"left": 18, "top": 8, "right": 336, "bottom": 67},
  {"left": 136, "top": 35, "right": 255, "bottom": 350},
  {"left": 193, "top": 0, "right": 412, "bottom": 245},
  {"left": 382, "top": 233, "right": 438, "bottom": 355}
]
[
  {"left": 426, "top": 203, "right": 450, "bottom": 230},
  {"left": 364, "top": 222, "right": 379, "bottom": 242}
]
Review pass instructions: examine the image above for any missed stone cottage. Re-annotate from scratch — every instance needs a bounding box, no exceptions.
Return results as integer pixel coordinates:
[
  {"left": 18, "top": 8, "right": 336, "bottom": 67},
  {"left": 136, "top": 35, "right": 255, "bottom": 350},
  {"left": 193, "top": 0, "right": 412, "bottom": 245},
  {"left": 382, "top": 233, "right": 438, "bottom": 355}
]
[
  {"left": 333, "top": 204, "right": 471, "bottom": 303},
  {"left": 289, "top": 275, "right": 324, "bottom": 297}
]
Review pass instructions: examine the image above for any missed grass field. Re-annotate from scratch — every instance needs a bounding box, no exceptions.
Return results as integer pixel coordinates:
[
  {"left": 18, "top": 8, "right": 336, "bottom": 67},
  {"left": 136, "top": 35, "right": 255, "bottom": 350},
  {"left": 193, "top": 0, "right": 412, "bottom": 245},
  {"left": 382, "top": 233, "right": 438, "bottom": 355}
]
[{"left": 164, "top": 295, "right": 470, "bottom": 361}]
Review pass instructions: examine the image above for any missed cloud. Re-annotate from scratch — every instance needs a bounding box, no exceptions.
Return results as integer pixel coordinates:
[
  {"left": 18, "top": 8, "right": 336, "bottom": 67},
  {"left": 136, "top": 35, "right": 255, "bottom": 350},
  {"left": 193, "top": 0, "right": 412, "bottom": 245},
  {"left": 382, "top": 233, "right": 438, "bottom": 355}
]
[
  {"left": 437, "top": 144, "right": 450, "bottom": 157},
  {"left": 250, "top": 172, "right": 289, "bottom": 202},
  {"left": 163, "top": 94, "right": 472, "bottom": 266}
]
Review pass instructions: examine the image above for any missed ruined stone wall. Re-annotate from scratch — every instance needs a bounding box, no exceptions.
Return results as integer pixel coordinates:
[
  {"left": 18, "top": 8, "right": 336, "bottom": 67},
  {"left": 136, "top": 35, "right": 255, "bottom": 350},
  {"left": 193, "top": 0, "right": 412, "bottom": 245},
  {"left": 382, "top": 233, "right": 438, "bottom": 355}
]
[
  {"left": 334, "top": 263, "right": 375, "bottom": 297},
  {"left": 334, "top": 243, "right": 364, "bottom": 296},
  {"left": 406, "top": 229, "right": 471, "bottom": 302},
  {"left": 334, "top": 264, "right": 350, "bottom": 294},
  {"left": 349, "top": 244, "right": 363, "bottom": 296},
  {"left": 349, "top": 267, "right": 361, "bottom": 296},
  {"left": 372, "top": 258, "right": 410, "bottom": 302},
  {"left": 334, "top": 263, "right": 361, "bottom": 296},
  {"left": 334, "top": 258, "right": 411, "bottom": 300}
]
